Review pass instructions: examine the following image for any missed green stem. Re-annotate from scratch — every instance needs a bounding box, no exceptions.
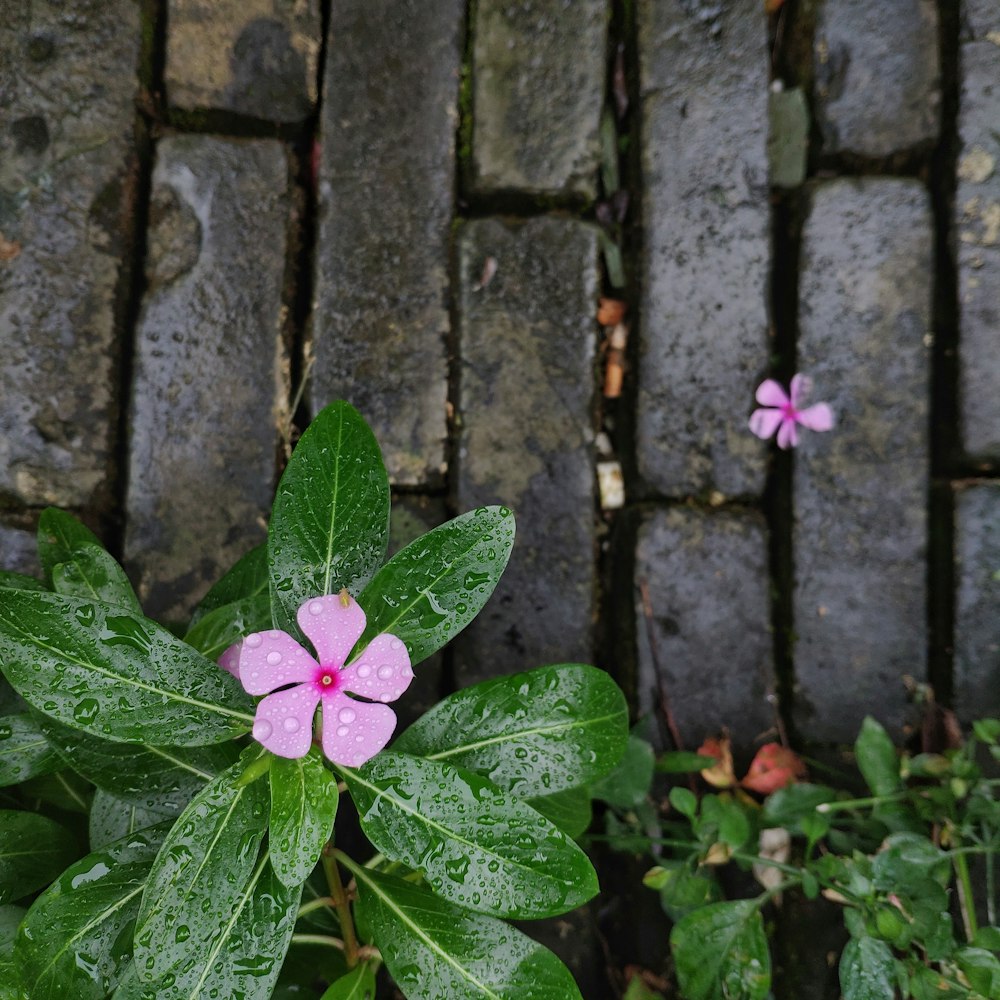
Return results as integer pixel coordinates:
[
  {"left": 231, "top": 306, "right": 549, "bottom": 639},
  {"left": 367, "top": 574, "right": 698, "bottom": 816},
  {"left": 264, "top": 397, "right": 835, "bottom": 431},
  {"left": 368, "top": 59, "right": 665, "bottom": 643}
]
[
  {"left": 730, "top": 851, "right": 804, "bottom": 878},
  {"left": 296, "top": 896, "right": 336, "bottom": 919},
  {"left": 291, "top": 933, "right": 345, "bottom": 950},
  {"left": 815, "top": 791, "right": 910, "bottom": 814},
  {"left": 321, "top": 845, "right": 360, "bottom": 969},
  {"left": 954, "top": 851, "right": 980, "bottom": 942},
  {"left": 363, "top": 852, "right": 386, "bottom": 869}
]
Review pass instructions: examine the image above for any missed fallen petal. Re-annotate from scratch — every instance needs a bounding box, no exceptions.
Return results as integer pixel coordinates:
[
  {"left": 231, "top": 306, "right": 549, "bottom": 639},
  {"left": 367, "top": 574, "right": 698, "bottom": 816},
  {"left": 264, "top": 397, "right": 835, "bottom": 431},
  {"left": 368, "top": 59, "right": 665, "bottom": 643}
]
[
  {"left": 252, "top": 685, "right": 321, "bottom": 758},
  {"left": 240, "top": 630, "right": 315, "bottom": 695},
  {"left": 776, "top": 418, "right": 799, "bottom": 449},
  {"left": 320, "top": 694, "right": 397, "bottom": 768},
  {"left": 297, "top": 593, "right": 366, "bottom": 668},
  {"left": 342, "top": 633, "right": 413, "bottom": 704},
  {"left": 749, "top": 407, "right": 784, "bottom": 440},
  {"left": 796, "top": 402, "right": 834, "bottom": 432},
  {"left": 789, "top": 373, "right": 813, "bottom": 408},
  {"left": 755, "top": 379, "right": 789, "bottom": 408},
  {"left": 218, "top": 642, "right": 242, "bottom": 680}
]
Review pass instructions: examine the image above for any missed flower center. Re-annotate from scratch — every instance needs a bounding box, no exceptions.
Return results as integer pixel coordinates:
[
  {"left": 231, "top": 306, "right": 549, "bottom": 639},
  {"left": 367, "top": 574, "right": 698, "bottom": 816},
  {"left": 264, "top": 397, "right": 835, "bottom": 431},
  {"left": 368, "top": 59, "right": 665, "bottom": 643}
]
[{"left": 315, "top": 666, "right": 341, "bottom": 692}]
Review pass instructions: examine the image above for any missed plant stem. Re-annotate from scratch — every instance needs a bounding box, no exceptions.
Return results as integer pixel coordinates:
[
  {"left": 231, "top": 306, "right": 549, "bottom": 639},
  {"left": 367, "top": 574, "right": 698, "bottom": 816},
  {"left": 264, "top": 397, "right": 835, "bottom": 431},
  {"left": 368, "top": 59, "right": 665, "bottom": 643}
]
[
  {"left": 296, "top": 895, "right": 336, "bottom": 918},
  {"left": 321, "top": 844, "right": 360, "bottom": 968},
  {"left": 954, "top": 851, "right": 979, "bottom": 942},
  {"left": 291, "top": 933, "right": 345, "bottom": 950},
  {"left": 364, "top": 852, "right": 386, "bottom": 869},
  {"left": 815, "top": 791, "right": 911, "bottom": 813}
]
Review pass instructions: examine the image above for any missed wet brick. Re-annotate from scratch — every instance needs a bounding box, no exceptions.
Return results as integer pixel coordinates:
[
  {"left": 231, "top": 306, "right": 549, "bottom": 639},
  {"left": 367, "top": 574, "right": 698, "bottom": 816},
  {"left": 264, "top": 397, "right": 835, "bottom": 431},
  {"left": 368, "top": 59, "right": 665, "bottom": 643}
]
[
  {"left": 814, "top": 0, "right": 940, "bottom": 157},
  {"left": 453, "top": 217, "right": 599, "bottom": 686},
  {"left": 124, "top": 136, "right": 290, "bottom": 623},
  {"left": 636, "top": 0, "right": 771, "bottom": 498},
  {"left": 634, "top": 507, "right": 774, "bottom": 748},
  {"left": 469, "top": 0, "right": 607, "bottom": 198},
  {"left": 310, "top": 0, "right": 461, "bottom": 486},
  {"left": 794, "top": 180, "right": 932, "bottom": 742},
  {"left": 0, "top": 1, "right": 141, "bottom": 508}
]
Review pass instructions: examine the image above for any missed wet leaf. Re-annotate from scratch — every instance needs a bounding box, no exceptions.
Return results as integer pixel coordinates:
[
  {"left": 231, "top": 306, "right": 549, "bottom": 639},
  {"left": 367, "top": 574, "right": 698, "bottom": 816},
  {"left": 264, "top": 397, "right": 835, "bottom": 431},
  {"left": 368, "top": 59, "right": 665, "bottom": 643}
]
[
  {"left": 268, "top": 401, "right": 390, "bottom": 639},
  {"left": 133, "top": 760, "right": 275, "bottom": 997},
  {"left": 319, "top": 962, "right": 377, "bottom": 999},
  {"left": 88, "top": 789, "right": 179, "bottom": 851},
  {"left": 590, "top": 735, "right": 654, "bottom": 808},
  {"left": 15, "top": 824, "right": 166, "bottom": 1000},
  {"left": 184, "top": 592, "right": 272, "bottom": 662},
  {"left": 0, "top": 571, "right": 46, "bottom": 593},
  {"left": 394, "top": 664, "right": 627, "bottom": 798},
  {"left": 670, "top": 900, "right": 771, "bottom": 1000},
  {"left": 0, "top": 591, "right": 254, "bottom": 745},
  {"left": 855, "top": 717, "right": 901, "bottom": 797},
  {"left": 0, "top": 713, "right": 60, "bottom": 786},
  {"left": 0, "top": 904, "right": 25, "bottom": 1000},
  {"left": 38, "top": 714, "right": 238, "bottom": 801},
  {"left": 37, "top": 508, "right": 102, "bottom": 585},
  {"left": 349, "top": 864, "right": 583, "bottom": 999},
  {"left": 269, "top": 750, "right": 339, "bottom": 888},
  {"left": 839, "top": 937, "right": 896, "bottom": 1000},
  {"left": 52, "top": 543, "right": 142, "bottom": 614},
  {"left": 0, "top": 810, "right": 78, "bottom": 904},
  {"left": 342, "top": 752, "right": 598, "bottom": 919},
  {"left": 19, "top": 767, "right": 91, "bottom": 813},
  {"left": 527, "top": 787, "right": 592, "bottom": 838},
  {"left": 190, "top": 542, "right": 269, "bottom": 626},
  {"left": 357, "top": 506, "right": 515, "bottom": 668}
]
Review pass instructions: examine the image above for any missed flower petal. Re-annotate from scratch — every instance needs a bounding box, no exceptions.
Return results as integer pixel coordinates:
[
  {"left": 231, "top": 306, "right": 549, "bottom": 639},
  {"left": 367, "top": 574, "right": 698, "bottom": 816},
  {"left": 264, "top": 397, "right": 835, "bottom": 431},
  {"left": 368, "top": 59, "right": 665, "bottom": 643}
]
[
  {"left": 748, "top": 407, "right": 784, "bottom": 440},
  {"left": 320, "top": 693, "right": 397, "bottom": 768},
  {"left": 218, "top": 641, "right": 242, "bottom": 680},
  {"left": 252, "top": 685, "right": 321, "bottom": 758},
  {"left": 776, "top": 417, "right": 799, "bottom": 449},
  {"left": 755, "top": 379, "right": 789, "bottom": 408},
  {"left": 796, "top": 402, "right": 834, "bottom": 432},
  {"left": 789, "top": 373, "right": 813, "bottom": 408},
  {"left": 341, "top": 633, "right": 413, "bottom": 703},
  {"left": 239, "top": 630, "right": 316, "bottom": 695},
  {"left": 297, "top": 594, "right": 366, "bottom": 669}
]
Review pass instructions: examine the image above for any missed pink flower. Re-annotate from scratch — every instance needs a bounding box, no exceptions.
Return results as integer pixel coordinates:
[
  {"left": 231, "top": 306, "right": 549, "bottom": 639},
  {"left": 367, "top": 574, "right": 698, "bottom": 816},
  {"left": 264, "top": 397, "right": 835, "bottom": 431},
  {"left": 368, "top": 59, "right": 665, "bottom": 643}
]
[
  {"left": 748, "top": 374, "right": 834, "bottom": 449},
  {"left": 222, "top": 591, "right": 412, "bottom": 767}
]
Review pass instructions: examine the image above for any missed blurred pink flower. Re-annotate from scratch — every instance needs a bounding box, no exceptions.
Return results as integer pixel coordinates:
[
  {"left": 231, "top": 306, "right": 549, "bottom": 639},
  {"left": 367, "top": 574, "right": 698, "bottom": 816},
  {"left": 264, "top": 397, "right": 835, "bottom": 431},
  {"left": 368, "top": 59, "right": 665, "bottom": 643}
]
[
  {"left": 749, "top": 374, "right": 834, "bottom": 449},
  {"left": 222, "top": 591, "right": 412, "bottom": 768}
]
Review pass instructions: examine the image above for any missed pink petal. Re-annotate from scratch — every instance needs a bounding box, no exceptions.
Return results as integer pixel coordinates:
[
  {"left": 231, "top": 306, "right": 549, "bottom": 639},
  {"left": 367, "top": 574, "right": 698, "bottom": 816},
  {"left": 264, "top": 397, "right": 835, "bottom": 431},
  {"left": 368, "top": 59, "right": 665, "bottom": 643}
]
[
  {"left": 319, "top": 693, "right": 397, "bottom": 768},
  {"left": 297, "top": 594, "right": 366, "bottom": 669},
  {"left": 755, "top": 379, "right": 789, "bottom": 408},
  {"left": 239, "top": 630, "right": 316, "bottom": 695},
  {"left": 218, "top": 642, "right": 242, "bottom": 680},
  {"left": 776, "top": 418, "right": 799, "bottom": 449},
  {"left": 749, "top": 408, "right": 784, "bottom": 440},
  {"left": 341, "top": 633, "right": 413, "bottom": 703},
  {"left": 796, "top": 402, "right": 834, "bottom": 432},
  {"left": 252, "top": 685, "right": 321, "bottom": 758},
  {"left": 789, "top": 373, "right": 813, "bottom": 408}
]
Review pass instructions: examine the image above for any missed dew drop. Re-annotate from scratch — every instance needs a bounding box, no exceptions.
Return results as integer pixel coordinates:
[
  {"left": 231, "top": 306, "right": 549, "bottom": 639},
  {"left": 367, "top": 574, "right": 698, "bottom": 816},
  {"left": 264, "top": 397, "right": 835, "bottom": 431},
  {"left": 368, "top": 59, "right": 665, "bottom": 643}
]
[
  {"left": 337, "top": 725, "right": 349, "bottom": 737},
  {"left": 245, "top": 634, "right": 262, "bottom": 648},
  {"left": 356, "top": 664, "right": 371, "bottom": 678},
  {"left": 355, "top": 735, "right": 364, "bottom": 743},
  {"left": 380, "top": 692, "right": 393, "bottom": 702},
  {"left": 309, "top": 600, "right": 324, "bottom": 615},
  {"left": 282, "top": 717, "right": 300, "bottom": 733},
  {"left": 377, "top": 665, "right": 394, "bottom": 680},
  {"left": 266, "top": 651, "right": 282, "bottom": 665},
  {"left": 339, "top": 707, "right": 356, "bottom": 723},
  {"left": 390, "top": 638, "right": 403, "bottom": 650},
  {"left": 253, "top": 719, "right": 273, "bottom": 741}
]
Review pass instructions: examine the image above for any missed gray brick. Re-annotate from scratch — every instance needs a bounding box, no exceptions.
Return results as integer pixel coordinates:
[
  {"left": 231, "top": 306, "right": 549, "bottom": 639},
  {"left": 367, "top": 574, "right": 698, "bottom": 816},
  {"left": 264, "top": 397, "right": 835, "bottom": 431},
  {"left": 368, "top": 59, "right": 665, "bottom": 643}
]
[
  {"left": 0, "top": 2, "right": 141, "bottom": 508},
  {"left": 814, "top": 0, "right": 940, "bottom": 157},
  {"left": 388, "top": 495, "right": 447, "bottom": 730},
  {"left": 165, "top": 0, "right": 321, "bottom": 123},
  {"left": 453, "top": 218, "right": 598, "bottom": 685},
  {"left": 954, "top": 484, "right": 1000, "bottom": 720},
  {"left": 0, "top": 522, "right": 41, "bottom": 578},
  {"left": 636, "top": 0, "right": 770, "bottom": 498},
  {"left": 957, "top": 39, "right": 1000, "bottom": 457},
  {"left": 794, "top": 180, "right": 932, "bottom": 742},
  {"left": 124, "top": 136, "right": 290, "bottom": 623},
  {"left": 635, "top": 507, "right": 774, "bottom": 748},
  {"left": 962, "top": 0, "right": 998, "bottom": 41},
  {"left": 310, "top": 0, "right": 460, "bottom": 487},
  {"left": 469, "top": 0, "right": 607, "bottom": 198}
]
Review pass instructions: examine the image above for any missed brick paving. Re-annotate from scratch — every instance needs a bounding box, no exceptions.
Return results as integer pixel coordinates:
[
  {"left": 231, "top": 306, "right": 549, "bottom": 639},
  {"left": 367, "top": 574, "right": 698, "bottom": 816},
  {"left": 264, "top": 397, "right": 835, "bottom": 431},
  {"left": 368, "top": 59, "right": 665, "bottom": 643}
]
[{"left": 2, "top": 1, "right": 999, "bottom": 993}]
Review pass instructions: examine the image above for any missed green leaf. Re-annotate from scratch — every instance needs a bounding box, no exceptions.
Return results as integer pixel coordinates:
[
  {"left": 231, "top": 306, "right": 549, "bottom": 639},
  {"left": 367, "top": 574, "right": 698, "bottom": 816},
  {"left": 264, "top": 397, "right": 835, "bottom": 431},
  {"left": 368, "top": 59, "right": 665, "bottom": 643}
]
[
  {"left": 348, "top": 863, "right": 583, "bottom": 999},
  {"left": 38, "top": 715, "right": 238, "bottom": 802},
  {"left": 37, "top": 508, "right": 102, "bottom": 585},
  {"left": 0, "top": 713, "right": 59, "bottom": 786},
  {"left": 14, "top": 824, "right": 166, "bottom": 1000},
  {"left": 955, "top": 947, "right": 1000, "bottom": 997},
  {"left": 0, "top": 905, "right": 26, "bottom": 1000},
  {"left": 652, "top": 862, "right": 722, "bottom": 922},
  {"left": 656, "top": 751, "right": 720, "bottom": 773},
  {"left": 0, "top": 810, "right": 78, "bottom": 904},
  {"left": 269, "top": 750, "right": 339, "bottom": 888},
  {"left": 670, "top": 899, "right": 771, "bottom": 1000},
  {"left": 871, "top": 833, "right": 951, "bottom": 894},
  {"left": 268, "top": 401, "right": 390, "bottom": 637},
  {"left": 972, "top": 925, "right": 1000, "bottom": 951},
  {"left": 855, "top": 717, "right": 901, "bottom": 797},
  {"left": 668, "top": 786, "right": 698, "bottom": 820},
  {"left": 184, "top": 592, "right": 272, "bottom": 661},
  {"left": 762, "top": 783, "right": 836, "bottom": 830},
  {"left": 0, "top": 591, "right": 254, "bottom": 745},
  {"left": 527, "top": 787, "right": 592, "bottom": 838},
  {"left": 133, "top": 760, "right": 270, "bottom": 992},
  {"left": 356, "top": 506, "right": 515, "bottom": 668},
  {"left": 319, "top": 962, "right": 377, "bottom": 1000},
  {"left": 393, "top": 664, "right": 627, "bottom": 798},
  {"left": 89, "top": 789, "right": 178, "bottom": 851},
  {"left": 839, "top": 938, "right": 896, "bottom": 1000},
  {"left": 52, "top": 543, "right": 142, "bottom": 614},
  {"left": 342, "top": 752, "right": 598, "bottom": 919},
  {"left": 19, "top": 768, "right": 92, "bottom": 813},
  {"left": 190, "top": 543, "right": 269, "bottom": 625},
  {"left": 589, "top": 735, "right": 655, "bottom": 808},
  {"left": 0, "top": 571, "right": 46, "bottom": 593}
]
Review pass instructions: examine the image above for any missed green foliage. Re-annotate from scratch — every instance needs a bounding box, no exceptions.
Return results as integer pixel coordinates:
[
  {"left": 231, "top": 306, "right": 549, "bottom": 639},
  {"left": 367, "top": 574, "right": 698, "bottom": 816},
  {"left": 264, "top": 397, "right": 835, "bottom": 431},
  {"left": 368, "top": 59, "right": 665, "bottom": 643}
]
[{"left": 0, "top": 401, "right": 631, "bottom": 999}]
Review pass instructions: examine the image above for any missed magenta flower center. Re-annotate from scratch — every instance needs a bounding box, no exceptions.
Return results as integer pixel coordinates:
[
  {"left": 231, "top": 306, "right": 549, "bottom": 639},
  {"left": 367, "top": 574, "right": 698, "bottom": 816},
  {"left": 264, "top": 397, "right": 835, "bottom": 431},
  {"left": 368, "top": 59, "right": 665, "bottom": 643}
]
[
  {"left": 313, "top": 666, "right": 343, "bottom": 693},
  {"left": 781, "top": 401, "right": 798, "bottom": 421}
]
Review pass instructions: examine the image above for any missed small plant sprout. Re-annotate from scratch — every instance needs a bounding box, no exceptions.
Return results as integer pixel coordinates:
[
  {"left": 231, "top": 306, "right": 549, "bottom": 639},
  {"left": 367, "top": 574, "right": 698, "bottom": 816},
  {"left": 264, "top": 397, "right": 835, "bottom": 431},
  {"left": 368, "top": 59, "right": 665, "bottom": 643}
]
[{"left": 749, "top": 373, "right": 834, "bottom": 448}]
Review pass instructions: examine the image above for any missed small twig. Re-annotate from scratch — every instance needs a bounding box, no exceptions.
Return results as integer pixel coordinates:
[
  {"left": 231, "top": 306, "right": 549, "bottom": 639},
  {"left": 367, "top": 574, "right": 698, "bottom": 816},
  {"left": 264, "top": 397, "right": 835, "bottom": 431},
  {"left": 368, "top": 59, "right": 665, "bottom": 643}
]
[{"left": 321, "top": 844, "right": 360, "bottom": 968}]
